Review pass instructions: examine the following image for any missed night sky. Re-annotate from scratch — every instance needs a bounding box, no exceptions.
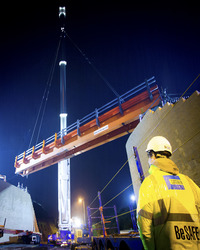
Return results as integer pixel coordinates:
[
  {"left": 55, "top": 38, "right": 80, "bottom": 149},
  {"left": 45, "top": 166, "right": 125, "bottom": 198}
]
[{"left": 0, "top": 1, "right": 200, "bottom": 222}]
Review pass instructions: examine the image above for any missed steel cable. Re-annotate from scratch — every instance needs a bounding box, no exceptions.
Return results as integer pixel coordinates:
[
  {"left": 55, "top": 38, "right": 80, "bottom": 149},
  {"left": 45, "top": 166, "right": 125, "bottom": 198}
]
[
  {"left": 28, "top": 38, "right": 61, "bottom": 148},
  {"left": 65, "top": 32, "right": 120, "bottom": 98},
  {"left": 89, "top": 156, "right": 134, "bottom": 207}
]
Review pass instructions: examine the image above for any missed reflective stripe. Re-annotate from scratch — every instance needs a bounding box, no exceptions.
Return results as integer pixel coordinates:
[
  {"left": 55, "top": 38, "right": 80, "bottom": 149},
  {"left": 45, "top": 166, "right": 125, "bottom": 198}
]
[
  {"left": 156, "top": 198, "right": 194, "bottom": 225},
  {"left": 138, "top": 199, "right": 194, "bottom": 226},
  {"left": 167, "top": 213, "right": 194, "bottom": 222},
  {"left": 138, "top": 209, "right": 153, "bottom": 220},
  {"left": 153, "top": 212, "right": 194, "bottom": 226}
]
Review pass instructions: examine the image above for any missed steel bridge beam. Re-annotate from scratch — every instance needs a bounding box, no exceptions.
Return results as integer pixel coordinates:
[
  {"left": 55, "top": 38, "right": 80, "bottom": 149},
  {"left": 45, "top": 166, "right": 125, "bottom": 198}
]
[{"left": 15, "top": 85, "right": 160, "bottom": 176}]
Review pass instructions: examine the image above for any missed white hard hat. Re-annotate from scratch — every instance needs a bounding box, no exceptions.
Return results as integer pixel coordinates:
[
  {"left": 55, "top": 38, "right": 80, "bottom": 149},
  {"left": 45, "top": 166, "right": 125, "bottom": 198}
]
[{"left": 146, "top": 136, "right": 172, "bottom": 155}]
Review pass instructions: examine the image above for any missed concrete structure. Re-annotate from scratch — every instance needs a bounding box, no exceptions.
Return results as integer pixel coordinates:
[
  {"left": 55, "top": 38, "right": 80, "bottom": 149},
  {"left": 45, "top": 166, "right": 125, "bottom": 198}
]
[
  {"left": 0, "top": 180, "right": 39, "bottom": 243},
  {"left": 126, "top": 91, "right": 200, "bottom": 204}
]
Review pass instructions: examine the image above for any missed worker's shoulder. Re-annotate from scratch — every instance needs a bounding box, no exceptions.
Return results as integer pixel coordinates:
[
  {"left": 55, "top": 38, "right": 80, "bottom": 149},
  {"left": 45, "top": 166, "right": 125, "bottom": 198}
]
[
  {"left": 179, "top": 173, "right": 200, "bottom": 190},
  {"left": 179, "top": 173, "right": 195, "bottom": 184},
  {"left": 141, "top": 174, "right": 156, "bottom": 188}
]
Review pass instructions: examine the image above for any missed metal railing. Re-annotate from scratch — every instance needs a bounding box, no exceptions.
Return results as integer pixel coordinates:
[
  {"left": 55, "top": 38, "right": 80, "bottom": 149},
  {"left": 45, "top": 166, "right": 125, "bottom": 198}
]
[{"left": 17, "top": 76, "right": 156, "bottom": 160}]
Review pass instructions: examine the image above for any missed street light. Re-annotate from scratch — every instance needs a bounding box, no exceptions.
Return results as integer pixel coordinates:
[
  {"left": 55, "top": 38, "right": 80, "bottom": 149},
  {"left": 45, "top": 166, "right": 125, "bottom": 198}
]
[
  {"left": 78, "top": 198, "right": 83, "bottom": 203},
  {"left": 129, "top": 194, "right": 137, "bottom": 231},
  {"left": 78, "top": 197, "right": 86, "bottom": 226},
  {"left": 130, "top": 194, "right": 136, "bottom": 202},
  {"left": 72, "top": 217, "right": 82, "bottom": 228}
]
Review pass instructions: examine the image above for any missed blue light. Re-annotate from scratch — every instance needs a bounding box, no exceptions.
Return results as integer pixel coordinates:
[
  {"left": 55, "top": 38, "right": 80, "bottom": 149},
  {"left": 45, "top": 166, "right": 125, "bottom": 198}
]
[{"left": 130, "top": 194, "right": 136, "bottom": 202}]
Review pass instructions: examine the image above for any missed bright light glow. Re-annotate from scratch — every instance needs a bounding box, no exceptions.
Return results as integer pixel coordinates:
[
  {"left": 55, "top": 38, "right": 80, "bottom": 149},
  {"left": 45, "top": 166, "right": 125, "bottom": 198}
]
[
  {"left": 78, "top": 198, "right": 83, "bottom": 203},
  {"left": 130, "top": 194, "right": 136, "bottom": 202},
  {"left": 60, "top": 113, "right": 67, "bottom": 118},
  {"left": 59, "top": 7, "right": 66, "bottom": 17},
  {"left": 72, "top": 217, "right": 82, "bottom": 228},
  {"left": 59, "top": 61, "right": 67, "bottom": 66}
]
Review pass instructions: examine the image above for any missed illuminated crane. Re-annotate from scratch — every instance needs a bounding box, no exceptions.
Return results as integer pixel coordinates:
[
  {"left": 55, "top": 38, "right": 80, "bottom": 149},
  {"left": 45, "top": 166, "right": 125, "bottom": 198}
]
[
  {"left": 13, "top": 7, "right": 161, "bottom": 239},
  {"left": 58, "top": 6, "right": 71, "bottom": 232}
]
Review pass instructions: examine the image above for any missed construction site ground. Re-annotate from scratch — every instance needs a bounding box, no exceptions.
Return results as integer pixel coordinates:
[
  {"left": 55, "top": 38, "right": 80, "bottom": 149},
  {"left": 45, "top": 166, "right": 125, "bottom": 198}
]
[
  {"left": 0, "top": 244, "right": 69, "bottom": 249},
  {"left": 0, "top": 244, "right": 92, "bottom": 249}
]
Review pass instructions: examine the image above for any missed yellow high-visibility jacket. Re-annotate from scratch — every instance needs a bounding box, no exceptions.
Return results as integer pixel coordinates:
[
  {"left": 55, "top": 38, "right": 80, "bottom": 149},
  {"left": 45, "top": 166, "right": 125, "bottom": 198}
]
[{"left": 137, "top": 157, "right": 200, "bottom": 250}]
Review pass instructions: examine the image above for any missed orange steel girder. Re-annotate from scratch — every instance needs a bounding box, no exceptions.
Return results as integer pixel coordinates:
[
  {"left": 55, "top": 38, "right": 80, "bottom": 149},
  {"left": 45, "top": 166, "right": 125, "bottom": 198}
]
[{"left": 15, "top": 86, "right": 160, "bottom": 176}]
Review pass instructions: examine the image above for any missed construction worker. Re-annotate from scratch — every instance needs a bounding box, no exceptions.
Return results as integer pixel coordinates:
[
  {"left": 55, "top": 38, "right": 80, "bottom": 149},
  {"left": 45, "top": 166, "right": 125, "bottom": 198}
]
[{"left": 137, "top": 136, "right": 200, "bottom": 250}]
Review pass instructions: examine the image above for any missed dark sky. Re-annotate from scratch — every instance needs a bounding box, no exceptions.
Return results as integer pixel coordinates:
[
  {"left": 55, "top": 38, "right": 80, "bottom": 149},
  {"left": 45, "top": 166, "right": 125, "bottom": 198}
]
[{"left": 0, "top": 1, "right": 200, "bottom": 221}]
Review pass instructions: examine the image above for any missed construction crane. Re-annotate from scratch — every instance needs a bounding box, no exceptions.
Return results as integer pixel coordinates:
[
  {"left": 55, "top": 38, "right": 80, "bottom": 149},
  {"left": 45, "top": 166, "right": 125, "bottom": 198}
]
[
  {"left": 14, "top": 77, "right": 160, "bottom": 246},
  {"left": 13, "top": 5, "right": 161, "bottom": 246},
  {"left": 57, "top": 6, "right": 71, "bottom": 233}
]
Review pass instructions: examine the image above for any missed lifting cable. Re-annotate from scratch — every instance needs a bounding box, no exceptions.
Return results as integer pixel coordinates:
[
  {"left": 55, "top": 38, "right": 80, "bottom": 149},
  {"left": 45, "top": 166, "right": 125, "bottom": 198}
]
[
  {"left": 90, "top": 182, "right": 133, "bottom": 217},
  {"left": 89, "top": 156, "right": 133, "bottom": 207},
  {"left": 92, "top": 208, "right": 137, "bottom": 228},
  {"left": 179, "top": 73, "right": 200, "bottom": 100},
  {"left": 103, "top": 183, "right": 133, "bottom": 208},
  {"left": 65, "top": 32, "right": 120, "bottom": 99},
  {"left": 91, "top": 165, "right": 149, "bottom": 227},
  {"left": 28, "top": 38, "right": 61, "bottom": 148}
]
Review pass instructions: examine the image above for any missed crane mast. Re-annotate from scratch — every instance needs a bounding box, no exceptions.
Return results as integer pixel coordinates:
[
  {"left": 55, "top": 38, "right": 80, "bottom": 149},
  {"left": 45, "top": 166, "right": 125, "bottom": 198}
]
[{"left": 58, "top": 6, "right": 71, "bottom": 232}]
